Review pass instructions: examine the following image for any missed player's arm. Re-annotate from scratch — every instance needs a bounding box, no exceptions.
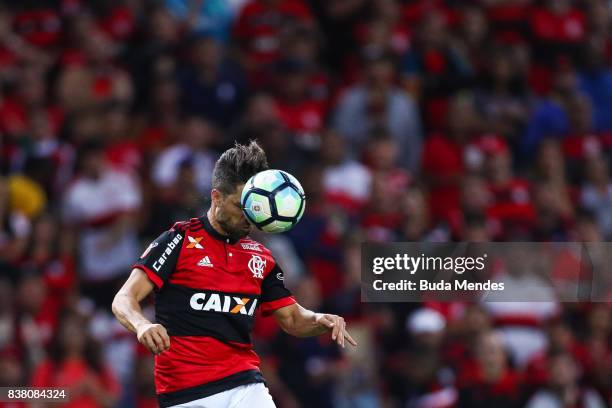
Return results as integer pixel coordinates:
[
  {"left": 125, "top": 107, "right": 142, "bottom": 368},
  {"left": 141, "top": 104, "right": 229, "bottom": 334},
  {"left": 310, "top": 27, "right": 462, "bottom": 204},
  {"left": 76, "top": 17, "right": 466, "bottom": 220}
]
[
  {"left": 272, "top": 303, "right": 357, "bottom": 348},
  {"left": 112, "top": 268, "right": 170, "bottom": 354}
]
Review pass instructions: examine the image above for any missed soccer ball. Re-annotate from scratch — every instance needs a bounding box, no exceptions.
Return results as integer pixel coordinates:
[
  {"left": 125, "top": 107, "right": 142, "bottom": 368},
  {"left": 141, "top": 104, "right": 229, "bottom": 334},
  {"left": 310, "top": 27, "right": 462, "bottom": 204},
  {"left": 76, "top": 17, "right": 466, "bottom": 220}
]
[{"left": 241, "top": 169, "right": 306, "bottom": 233}]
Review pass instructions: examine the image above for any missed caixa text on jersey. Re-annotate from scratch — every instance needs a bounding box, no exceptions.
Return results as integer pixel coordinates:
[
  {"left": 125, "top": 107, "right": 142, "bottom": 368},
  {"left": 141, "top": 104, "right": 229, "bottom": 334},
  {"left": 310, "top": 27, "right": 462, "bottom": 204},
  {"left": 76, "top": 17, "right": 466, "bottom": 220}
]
[{"left": 190, "top": 293, "right": 258, "bottom": 316}]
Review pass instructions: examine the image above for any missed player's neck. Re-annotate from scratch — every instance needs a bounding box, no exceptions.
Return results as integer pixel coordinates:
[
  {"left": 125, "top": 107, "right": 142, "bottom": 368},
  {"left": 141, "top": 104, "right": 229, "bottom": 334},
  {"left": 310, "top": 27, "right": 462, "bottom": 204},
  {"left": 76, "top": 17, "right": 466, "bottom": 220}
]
[{"left": 207, "top": 209, "right": 229, "bottom": 237}]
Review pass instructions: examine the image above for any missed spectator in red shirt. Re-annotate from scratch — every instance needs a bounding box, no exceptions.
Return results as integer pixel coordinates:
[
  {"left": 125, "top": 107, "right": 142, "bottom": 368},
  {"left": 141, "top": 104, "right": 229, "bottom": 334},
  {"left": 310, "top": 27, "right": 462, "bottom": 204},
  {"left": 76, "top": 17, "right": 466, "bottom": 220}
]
[
  {"left": 446, "top": 175, "right": 500, "bottom": 240},
  {"left": 272, "top": 57, "right": 327, "bottom": 151},
  {"left": 25, "top": 214, "right": 77, "bottom": 312},
  {"left": 136, "top": 77, "right": 182, "bottom": 158},
  {"left": 13, "top": 7, "right": 61, "bottom": 48},
  {"left": 361, "top": 131, "right": 410, "bottom": 241},
  {"left": 232, "top": 0, "right": 313, "bottom": 74},
  {"left": 354, "top": 0, "right": 412, "bottom": 59},
  {"left": 560, "top": 93, "right": 608, "bottom": 182},
  {"left": 30, "top": 312, "right": 119, "bottom": 408},
  {"left": 102, "top": 102, "right": 142, "bottom": 174},
  {"left": 401, "top": 10, "right": 473, "bottom": 128},
  {"left": 134, "top": 343, "right": 156, "bottom": 408},
  {"left": 457, "top": 331, "right": 524, "bottom": 408},
  {"left": 14, "top": 268, "right": 54, "bottom": 371},
  {"left": 421, "top": 94, "right": 478, "bottom": 223},
  {"left": 280, "top": 25, "right": 330, "bottom": 103},
  {"left": 57, "top": 25, "right": 133, "bottom": 112},
  {"left": 481, "top": 134, "right": 536, "bottom": 238},
  {"left": 530, "top": 0, "right": 586, "bottom": 64}
]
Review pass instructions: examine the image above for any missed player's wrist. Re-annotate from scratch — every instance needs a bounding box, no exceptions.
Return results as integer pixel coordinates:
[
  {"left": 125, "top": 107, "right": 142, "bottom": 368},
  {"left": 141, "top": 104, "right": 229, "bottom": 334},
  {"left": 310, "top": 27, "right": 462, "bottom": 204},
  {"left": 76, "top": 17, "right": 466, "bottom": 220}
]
[{"left": 135, "top": 321, "right": 152, "bottom": 336}]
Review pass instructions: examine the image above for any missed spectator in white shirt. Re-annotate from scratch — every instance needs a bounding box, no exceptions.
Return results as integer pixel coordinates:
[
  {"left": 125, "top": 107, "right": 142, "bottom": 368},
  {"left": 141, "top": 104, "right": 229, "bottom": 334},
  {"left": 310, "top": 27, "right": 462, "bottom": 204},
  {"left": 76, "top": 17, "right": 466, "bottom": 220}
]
[{"left": 63, "top": 140, "right": 142, "bottom": 309}]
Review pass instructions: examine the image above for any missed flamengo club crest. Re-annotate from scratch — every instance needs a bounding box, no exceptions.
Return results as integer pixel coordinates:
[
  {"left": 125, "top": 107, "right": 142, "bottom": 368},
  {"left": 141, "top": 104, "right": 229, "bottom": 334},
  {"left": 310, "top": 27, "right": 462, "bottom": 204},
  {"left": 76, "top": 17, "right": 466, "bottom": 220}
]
[{"left": 248, "top": 255, "right": 266, "bottom": 279}]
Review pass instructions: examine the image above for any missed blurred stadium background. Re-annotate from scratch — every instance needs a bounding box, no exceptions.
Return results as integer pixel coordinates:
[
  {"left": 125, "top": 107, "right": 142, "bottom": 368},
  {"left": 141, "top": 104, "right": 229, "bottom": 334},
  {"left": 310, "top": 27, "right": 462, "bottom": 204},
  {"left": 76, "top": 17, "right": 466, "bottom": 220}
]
[{"left": 0, "top": 0, "right": 610, "bottom": 407}]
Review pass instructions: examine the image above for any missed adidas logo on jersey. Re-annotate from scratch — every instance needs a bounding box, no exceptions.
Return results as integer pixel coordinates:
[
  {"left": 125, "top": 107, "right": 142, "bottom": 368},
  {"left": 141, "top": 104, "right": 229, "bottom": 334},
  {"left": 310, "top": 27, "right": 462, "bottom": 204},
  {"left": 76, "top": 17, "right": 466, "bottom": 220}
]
[{"left": 197, "top": 256, "right": 213, "bottom": 267}]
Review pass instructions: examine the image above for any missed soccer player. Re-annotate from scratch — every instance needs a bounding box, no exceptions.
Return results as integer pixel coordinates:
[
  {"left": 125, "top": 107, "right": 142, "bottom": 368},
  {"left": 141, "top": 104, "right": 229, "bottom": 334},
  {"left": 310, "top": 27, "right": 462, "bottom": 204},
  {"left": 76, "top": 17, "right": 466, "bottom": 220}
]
[{"left": 112, "top": 141, "right": 357, "bottom": 407}]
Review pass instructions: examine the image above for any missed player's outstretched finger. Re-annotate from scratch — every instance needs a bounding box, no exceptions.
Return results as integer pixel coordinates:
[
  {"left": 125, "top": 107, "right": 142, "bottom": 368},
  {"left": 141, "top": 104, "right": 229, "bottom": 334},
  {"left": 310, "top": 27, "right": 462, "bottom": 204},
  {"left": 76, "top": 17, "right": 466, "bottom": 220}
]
[
  {"left": 337, "top": 323, "right": 345, "bottom": 347},
  {"left": 344, "top": 330, "right": 358, "bottom": 347},
  {"left": 340, "top": 319, "right": 347, "bottom": 347},
  {"left": 331, "top": 318, "right": 341, "bottom": 340}
]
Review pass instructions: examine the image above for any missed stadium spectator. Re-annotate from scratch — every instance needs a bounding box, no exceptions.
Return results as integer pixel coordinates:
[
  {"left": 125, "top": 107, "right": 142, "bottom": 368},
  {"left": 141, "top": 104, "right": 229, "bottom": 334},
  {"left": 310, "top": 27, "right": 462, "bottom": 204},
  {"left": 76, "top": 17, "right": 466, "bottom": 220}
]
[
  {"left": 401, "top": 10, "right": 473, "bottom": 127},
  {"left": 30, "top": 312, "right": 120, "bottom": 408},
  {"left": 475, "top": 47, "right": 530, "bottom": 141},
  {"left": 580, "top": 153, "right": 612, "bottom": 239},
  {"left": 232, "top": 0, "right": 313, "bottom": 76},
  {"left": 0, "top": 176, "right": 31, "bottom": 273},
  {"left": 151, "top": 115, "right": 217, "bottom": 196},
  {"left": 0, "top": 0, "right": 609, "bottom": 406},
  {"left": 578, "top": 36, "right": 612, "bottom": 128},
  {"left": 334, "top": 50, "right": 422, "bottom": 172},
  {"left": 525, "top": 351, "right": 606, "bottom": 408},
  {"left": 522, "top": 62, "right": 577, "bottom": 158},
  {"left": 56, "top": 27, "right": 133, "bottom": 113},
  {"left": 63, "top": 140, "right": 141, "bottom": 309},
  {"left": 320, "top": 129, "right": 372, "bottom": 213},
  {"left": 457, "top": 331, "right": 524, "bottom": 408},
  {"left": 530, "top": 0, "right": 586, "bottom": 64},
  {"left": 178, "top": 35, "right": 248, "bottom": 128},
  {"left": 421, "top": 94, "right": 476, "bottom": 223},
  {"left": 164, "top": 0, "right": 236, "bottom": 43},
  {"left": 273, "top": 57, "right": 327, "bottom": 150}
]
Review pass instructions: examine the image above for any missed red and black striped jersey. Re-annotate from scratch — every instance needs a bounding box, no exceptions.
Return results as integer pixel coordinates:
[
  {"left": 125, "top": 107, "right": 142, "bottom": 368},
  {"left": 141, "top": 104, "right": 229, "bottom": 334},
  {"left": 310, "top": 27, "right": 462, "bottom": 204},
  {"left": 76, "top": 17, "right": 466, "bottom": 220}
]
[{"left": 133, "top": 215, "right": 296, "bottom": 407}]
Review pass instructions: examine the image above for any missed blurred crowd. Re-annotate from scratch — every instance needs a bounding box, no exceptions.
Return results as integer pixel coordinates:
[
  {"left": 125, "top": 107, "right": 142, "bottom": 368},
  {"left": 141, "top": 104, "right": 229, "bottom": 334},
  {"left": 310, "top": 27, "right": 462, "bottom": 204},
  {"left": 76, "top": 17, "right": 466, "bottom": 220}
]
[{"left": 0, "top": 0, "right": 611, "bottom": 407}]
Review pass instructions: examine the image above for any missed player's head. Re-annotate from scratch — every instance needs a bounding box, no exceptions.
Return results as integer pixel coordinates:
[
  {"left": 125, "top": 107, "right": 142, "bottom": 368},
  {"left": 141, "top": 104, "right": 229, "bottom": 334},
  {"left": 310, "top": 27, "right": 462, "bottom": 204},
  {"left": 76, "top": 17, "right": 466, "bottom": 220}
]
[{"left": 210, "top": 140, "right": 268, "bottom": 240}]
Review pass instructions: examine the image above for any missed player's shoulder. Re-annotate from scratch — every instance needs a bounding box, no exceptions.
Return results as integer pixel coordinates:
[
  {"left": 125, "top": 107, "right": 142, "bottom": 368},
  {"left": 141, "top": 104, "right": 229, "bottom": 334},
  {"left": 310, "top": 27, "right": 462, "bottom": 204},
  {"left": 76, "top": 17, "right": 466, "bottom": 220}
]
[{"left": 168, "top": 217, "right": 203, "bottom": 233}]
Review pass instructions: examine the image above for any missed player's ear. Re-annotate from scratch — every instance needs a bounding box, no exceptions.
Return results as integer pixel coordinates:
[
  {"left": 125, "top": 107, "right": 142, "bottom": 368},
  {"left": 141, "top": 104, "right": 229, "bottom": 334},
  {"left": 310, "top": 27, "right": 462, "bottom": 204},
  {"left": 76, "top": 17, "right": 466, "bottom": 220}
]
[{"left": 211, "top": 189, "right": 222, "bottom": 207}]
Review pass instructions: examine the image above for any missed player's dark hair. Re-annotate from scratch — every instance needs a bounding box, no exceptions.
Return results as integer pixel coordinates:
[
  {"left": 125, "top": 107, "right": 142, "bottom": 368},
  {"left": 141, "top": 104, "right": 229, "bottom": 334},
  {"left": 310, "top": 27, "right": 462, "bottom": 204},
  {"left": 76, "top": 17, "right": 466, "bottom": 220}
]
[{"left": 212, "top": 140, "right": 269, "bottom": 194}]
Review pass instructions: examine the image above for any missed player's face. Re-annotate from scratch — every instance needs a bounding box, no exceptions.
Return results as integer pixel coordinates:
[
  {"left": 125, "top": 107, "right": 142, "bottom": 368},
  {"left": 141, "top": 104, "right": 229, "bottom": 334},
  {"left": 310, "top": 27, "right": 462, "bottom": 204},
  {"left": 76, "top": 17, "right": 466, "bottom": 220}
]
[{"left": 213, "top": 184, "right": 252, "bottom": 240}]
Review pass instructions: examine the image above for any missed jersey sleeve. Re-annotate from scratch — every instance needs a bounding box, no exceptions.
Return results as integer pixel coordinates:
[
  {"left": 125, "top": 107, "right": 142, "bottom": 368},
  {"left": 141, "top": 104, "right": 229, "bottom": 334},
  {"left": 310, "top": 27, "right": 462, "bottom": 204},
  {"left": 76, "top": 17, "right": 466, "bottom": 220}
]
[
  {"left": 133, "top": 228, "right": 185, "bottom": 290},
  {"left": 259, "top": 262, "right": 296, "bottom": 316}
]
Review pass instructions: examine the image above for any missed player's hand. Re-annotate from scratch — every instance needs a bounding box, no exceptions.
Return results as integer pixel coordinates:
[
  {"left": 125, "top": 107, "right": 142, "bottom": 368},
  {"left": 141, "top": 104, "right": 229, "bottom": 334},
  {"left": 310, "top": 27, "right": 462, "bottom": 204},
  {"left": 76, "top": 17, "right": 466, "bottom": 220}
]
[
  {"left": 137, "top": 323, "right": 171, "bottom": 355},
  {"left": 315, "top": 313, "right": 357, "bottom": 348}
]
